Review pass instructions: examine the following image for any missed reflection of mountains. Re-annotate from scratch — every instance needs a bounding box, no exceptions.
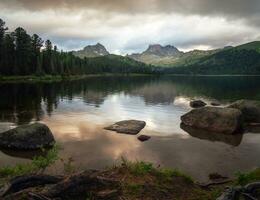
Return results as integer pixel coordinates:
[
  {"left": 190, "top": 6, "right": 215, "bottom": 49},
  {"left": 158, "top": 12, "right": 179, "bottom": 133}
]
[
  {"left": 129, "top": 82, "right": 177, "bottom": 105},
  {"left": 181, "top": 123, "right": 243, "bottom": 146},
  {"left": 1, "top": 75, "right": 260, "bottom": 124},
  {"left": 82, "top": 91, "right": 107, "bottom": 107}
]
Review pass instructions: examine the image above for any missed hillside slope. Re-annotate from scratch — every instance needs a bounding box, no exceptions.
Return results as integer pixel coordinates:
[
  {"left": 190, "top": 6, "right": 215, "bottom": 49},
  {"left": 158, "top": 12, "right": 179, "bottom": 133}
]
[{"left": 166, "top": 41, "right": 260, "bottom": 74}]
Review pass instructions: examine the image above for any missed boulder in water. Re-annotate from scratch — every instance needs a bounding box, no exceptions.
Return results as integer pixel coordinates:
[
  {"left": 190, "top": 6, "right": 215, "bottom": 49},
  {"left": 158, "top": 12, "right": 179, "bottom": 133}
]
[
  {"left": 0, "top": 123, "right": 55, "bottom": 150},
  {"left": 181, "top": 107, "right": 243, "bottom": 134},
  {"left": 105, "top": 120, "right": 146, "bottom": 135},
  {"left": 228, "top": 100, "right": 260, "bottom": 123}
]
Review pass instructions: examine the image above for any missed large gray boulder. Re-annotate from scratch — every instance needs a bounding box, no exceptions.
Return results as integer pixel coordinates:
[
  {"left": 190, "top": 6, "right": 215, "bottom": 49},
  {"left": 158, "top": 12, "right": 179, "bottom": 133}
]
[
  {"left": 228, "top": 100, "right": 260, "bottom": 123},
  {"left": 104, "top": 120, "right": 146, "bottom": 135},
  {"left": 181, "top": 107, "right": 243, "bottom": 134},
  {"left": 0, "top": 123, "right": 55, "bottom": 150}
]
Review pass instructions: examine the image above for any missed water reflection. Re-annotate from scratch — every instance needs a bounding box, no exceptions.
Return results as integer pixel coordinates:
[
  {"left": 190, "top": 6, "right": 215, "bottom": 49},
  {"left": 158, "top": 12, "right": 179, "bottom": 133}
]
[
  {"left": 1, "top": 75, "right": 260, "bottom": 181},
  {"left": 180, "top": 123, "right": 243, "bottom": 146},
  {"left": 1, "top": 76, "right": 260, "bottom": 124}
]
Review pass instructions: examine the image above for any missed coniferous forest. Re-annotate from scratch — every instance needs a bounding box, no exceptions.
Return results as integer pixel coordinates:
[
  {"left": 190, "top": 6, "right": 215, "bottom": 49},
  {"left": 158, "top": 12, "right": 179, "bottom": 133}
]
[{"left": 0, "top": 19, "right": 152, "bottom": 76}]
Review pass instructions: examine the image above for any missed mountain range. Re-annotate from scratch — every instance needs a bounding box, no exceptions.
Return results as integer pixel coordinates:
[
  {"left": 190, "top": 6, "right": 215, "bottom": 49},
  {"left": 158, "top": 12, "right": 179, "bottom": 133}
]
[{"left": 72, "top": 41, "right": 260, "bottom": 74}]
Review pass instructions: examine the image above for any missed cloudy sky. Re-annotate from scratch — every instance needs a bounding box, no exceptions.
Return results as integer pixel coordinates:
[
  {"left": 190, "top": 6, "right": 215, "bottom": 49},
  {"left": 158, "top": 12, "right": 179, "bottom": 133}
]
[{"left": 1, "top": 0, "right": 260, "bottom": 54}]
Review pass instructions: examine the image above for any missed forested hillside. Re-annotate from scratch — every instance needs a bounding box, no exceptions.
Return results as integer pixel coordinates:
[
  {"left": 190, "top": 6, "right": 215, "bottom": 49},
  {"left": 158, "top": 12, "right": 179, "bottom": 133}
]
[
  {"left": 0, "top": 19, "right": 152, "bottom": 76},
  {"left": 166, "top": 43, "right": 260, "bottom": 74}
]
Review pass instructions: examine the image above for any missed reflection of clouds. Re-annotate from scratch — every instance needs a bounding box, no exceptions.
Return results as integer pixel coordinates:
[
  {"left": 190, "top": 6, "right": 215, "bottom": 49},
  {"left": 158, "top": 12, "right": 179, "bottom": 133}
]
[
  {"left": 44, "top": 117, "right": 260, "bottom": 182},
  {"left": 174, "top": 96, "right": 192, "bottom": 108},
  {"left": 47, "top": 91, "right": 189, "bottom": 136},
  {"left": 2, "top": 108, "right": 260, "bottom": 182}
]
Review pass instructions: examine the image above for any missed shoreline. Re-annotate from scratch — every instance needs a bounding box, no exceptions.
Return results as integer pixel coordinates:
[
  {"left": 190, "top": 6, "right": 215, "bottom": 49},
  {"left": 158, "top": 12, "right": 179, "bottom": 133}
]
[
  {"left": 1, "top": 73, "right": 260, "bottom": 83},
  {"left": 0, "top": 73, "right": 159, "bottom": 83},
  {"left": 0, "top": 149, "right": 259, "bottom": 199}
]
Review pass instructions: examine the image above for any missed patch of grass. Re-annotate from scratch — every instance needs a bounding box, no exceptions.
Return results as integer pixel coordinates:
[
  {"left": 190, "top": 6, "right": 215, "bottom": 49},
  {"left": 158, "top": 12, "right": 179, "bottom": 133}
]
[
  {"left": 61, "top": 157, "right": 76, "bottom": 174},
  {"left": 121, "top": 157, "right": 153, "bottom": 175},
  {"left": 125, "top": 183, "right": 143, "bottom": 195},
  {"left": 191, "top": 188, "right": 223, "bottom": 200},
  {"left": 0, "top": 145, "right": 59, "bottom": 178},
  {"left": 157, "top": 168, "right": 194, "bottom": 183},
  {"left": 235, "top": 168, "right": 260, "bottom": 186},
  {"left": 119, "top": 157, "right": 194, "bottom": 184}
]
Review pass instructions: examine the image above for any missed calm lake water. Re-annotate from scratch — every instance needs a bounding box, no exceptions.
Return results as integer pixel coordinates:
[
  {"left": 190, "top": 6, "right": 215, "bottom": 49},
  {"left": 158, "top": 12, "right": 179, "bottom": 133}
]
[{"left": 1, "top": 75, "right": 260, "bottom": 182}]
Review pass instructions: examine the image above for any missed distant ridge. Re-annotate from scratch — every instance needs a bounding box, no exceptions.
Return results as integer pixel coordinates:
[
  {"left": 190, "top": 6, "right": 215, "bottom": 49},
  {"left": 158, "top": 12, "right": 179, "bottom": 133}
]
[
  {"left": 72, "top": 43, "right": 109, "bottom": 58},
  {"left": 128, "top": 44, "right": 184, "bottom": 65}
]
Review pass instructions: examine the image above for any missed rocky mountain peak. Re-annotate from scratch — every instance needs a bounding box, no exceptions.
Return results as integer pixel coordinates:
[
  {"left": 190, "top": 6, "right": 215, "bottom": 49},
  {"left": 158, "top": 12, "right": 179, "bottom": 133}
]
[
  {"left": 73, "top": 43, "right": 109, "bottom": 58},
  {"left": 144, "top": 44, "right": 183, "bottom": 57}
]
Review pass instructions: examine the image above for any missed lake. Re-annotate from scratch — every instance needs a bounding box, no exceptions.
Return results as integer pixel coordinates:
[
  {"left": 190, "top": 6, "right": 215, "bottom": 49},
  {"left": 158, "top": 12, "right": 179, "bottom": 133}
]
[{"left": 1, "top": 75, "right": 260, "bottom": 182}]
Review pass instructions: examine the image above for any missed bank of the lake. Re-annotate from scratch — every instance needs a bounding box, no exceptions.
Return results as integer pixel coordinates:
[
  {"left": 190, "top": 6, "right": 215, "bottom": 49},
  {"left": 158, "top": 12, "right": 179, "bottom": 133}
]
[
  {"left": 0, "top": 73, "right": 157, "bottom": 83},
  {"left": 0, "top": 146, "right": 259, "bottom": 200},
  {"left": 3, "top": 73, "right": 260, "bottom": 83}
]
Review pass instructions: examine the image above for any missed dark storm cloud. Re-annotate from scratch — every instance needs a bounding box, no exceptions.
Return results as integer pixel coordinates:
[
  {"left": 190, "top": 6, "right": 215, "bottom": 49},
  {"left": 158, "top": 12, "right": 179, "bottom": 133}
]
[
  {"left": 0, "top": 0, "right": 259, "bottom": 53},
  {"left": 2, "top": 0, "right": 260, "bottom": 22}
]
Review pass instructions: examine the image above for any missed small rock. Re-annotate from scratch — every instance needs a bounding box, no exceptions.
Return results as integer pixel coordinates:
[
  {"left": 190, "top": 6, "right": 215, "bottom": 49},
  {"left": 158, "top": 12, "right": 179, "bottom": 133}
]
[
  {"left": 0, "top": 123, "right": 55, "bottom": 150},
  {"left": 190, "top": 100, "right": 207, "bottom": 108},
  {"left": 181, "top": 107, "right": 243, "bottom": 134},
  {"left": 211, "top": 101, "right": 221, "bottom": 106},
  {"left": 104, "top": 120, "right": 146, "bottom": 135},
  {"left": 137, "top": 135, "right": 151, "bottom": 142}
]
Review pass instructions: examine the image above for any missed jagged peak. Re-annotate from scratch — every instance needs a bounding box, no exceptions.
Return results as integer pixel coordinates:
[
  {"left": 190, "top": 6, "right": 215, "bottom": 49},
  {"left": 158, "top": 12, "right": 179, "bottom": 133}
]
[{"left": 83, "top": 43, "right": 106, "bottom": 50}]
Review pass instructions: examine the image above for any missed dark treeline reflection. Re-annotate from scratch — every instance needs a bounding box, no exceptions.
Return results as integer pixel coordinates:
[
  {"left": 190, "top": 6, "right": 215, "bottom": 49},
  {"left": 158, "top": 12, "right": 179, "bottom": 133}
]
[{"left": 1, "top": 75, "right": 260, "bottom": 125}]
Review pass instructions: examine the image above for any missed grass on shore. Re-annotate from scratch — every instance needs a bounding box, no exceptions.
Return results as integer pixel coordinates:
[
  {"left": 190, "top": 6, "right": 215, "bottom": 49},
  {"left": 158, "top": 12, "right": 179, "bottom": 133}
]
[
  {"left": 0, "top": 148, "right": 260, "bottom": 200},
  {"left": 0, "top": 145, "right": 59, "bottom": 178},
  {"left": 235, "top": 168, "right": 260, "bottom": 186}
]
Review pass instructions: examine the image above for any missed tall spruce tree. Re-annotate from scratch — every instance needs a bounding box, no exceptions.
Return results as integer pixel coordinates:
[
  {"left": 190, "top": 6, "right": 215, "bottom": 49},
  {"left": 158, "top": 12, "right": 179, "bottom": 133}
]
[
  {"left": 31, "top": 34, "right": 43, "bottom": 74},
  {"left": 2, "top": 34, "right": 15, "bottom": 75},
  {"left": 13, "top": 27, "right": 33, "bottom": 75},
  {"left": 0, "top": 18, "right": 8, "bottom": 74}
]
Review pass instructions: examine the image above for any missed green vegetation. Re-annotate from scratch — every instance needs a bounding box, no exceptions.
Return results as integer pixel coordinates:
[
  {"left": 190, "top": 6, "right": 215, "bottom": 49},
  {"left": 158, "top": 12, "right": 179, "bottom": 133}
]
[
  {"left": 1, "top": 154, "right": 260, "bottom": 199},
  {"left": 235, "top": 168, "right": 260, "bottom": 186},
  {"left": 119, "top": 157, "right": 194, "bottom": 183},
  {"left": 0, "top": 145, "right": 59, "bottom": 178},
  {"left": 165, "top": 41, "right": 260, "bottom": 74},
  {"left": 0, "top": 19, "right": 153, "bottom": 77}
]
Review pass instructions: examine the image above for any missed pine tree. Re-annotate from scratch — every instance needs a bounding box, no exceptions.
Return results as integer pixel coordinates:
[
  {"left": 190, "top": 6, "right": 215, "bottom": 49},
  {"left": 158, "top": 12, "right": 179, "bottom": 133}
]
[
  {"left": 0, "top": 18, "right": 8, "bottom": 73},
  {"left": 31, "top": 34, "right": 43, "bottom": 74},
  {"left": 13, "top": 27, "right": 33, "bottom": 75},
  {"left": 2, "top": 34, "right": 15, "bottom": 75}
]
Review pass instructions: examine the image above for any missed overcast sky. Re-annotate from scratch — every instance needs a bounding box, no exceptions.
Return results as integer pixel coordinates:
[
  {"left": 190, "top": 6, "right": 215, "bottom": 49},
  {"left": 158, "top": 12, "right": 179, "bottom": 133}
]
[{"left": 1, "top": 0, "right": 260, "bottom": 54}]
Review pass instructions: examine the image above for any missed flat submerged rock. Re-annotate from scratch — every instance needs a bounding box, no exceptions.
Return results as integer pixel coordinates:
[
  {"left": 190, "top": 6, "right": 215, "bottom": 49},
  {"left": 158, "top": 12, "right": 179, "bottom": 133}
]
[
  {"left": 104, "top": 120, "right": 146, "bottom": 135},
  {"left": 0, "top": 123, "right": 55, "bottom": 150}
]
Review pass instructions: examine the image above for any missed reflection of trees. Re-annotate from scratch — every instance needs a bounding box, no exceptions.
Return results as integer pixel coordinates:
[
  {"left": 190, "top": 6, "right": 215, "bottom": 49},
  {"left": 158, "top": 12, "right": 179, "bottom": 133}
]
[
  {"left": 0, "top": 76, "right": 158, "bottom": 124},
  {"left": 165, "top": 76, "right": 260, "bottom": 101},
  {"left": 128, "top": 76, "right": 260, "bottom": 105},
  {"left": 0, "top": 75, "right": 260, "bottom": 125}
]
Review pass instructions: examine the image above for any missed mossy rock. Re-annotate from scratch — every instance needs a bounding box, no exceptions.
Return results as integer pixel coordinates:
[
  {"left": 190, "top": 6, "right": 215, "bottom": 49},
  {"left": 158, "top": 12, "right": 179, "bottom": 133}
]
[{"left": 0, "top": 123, "right": 55, "bottom": 150}]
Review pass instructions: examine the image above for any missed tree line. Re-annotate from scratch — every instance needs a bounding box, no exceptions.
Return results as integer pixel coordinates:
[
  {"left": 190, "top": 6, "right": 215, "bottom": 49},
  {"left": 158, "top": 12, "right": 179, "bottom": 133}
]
[{"left": 0, "top": 19, "right": 152, "bottom": 76}]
